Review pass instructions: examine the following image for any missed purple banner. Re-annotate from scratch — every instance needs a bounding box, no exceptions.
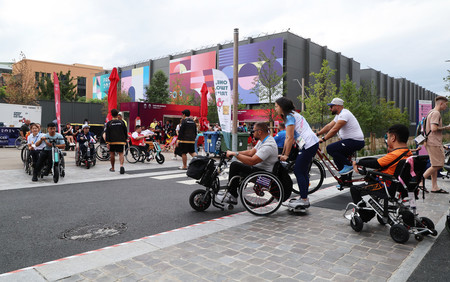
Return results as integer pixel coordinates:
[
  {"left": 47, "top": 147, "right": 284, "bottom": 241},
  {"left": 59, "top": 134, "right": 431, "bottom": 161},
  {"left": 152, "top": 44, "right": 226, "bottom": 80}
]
[{"left": 0, "top": 127, "right": 20, "bottom": 146}]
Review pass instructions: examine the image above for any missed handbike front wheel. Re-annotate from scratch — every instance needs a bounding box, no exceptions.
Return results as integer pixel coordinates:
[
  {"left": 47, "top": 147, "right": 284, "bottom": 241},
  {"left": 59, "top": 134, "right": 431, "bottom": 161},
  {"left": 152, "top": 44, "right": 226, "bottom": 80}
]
[
  {"left": 239, "top": 171, "right": 283, "bottom": 216},
  {"left": 189, "top": 189, "right": 211, "bottom": 211}
]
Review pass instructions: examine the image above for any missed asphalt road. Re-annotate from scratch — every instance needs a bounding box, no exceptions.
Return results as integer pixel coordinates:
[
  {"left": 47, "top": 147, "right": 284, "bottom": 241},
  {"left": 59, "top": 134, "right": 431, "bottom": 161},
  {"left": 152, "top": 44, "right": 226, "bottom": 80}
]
[{"left": 0, "top": 174, "right": 245, "bottom": 274}]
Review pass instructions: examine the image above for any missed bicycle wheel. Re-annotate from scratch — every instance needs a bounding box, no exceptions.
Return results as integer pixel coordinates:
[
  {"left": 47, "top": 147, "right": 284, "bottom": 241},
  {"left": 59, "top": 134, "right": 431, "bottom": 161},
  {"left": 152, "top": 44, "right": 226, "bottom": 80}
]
[
  {"left": 125, "top": 146, "right": 141, "bottom": 163},
  {"left": 21, "top": 146, "right": 28, "bottom": 162},
  {"left": 240, "top": 171, "right": 283, "bottom": 216},
  {"left": 155, "top": 153, "right": 165, "bottom": 164},
  {"left": 53, "top": 164, "right": 59, "bottom": 183},
  {"left": 290, "top": 158, "right": 325, "bottom": 195},
  {"left": 15, "top": 137, "right": 24, "bottom": 149},
  {"left": 308, "top": 159, "right": 325, "bottom": 194}
]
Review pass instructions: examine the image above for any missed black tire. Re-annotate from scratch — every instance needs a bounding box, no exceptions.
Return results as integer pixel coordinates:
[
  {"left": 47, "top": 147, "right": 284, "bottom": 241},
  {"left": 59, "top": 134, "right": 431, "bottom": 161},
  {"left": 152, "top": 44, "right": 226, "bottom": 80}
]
[
  {"left": 350, "top": 215, "right": 364, "bottom": 232},
  {"left": 21, "top": 146, "right": 27, "bottom": 163},
  {"left": 446, "top": 215, "right": 450, "bottom": 234},
  {"left": 60, "top": 158, "right": 65, "bottom": 178},
  {"left": 155, "top": 153, "right": 165, "bottom": 164},
  {"left": 419, "top": 217, "right": 436, "bottom": 236},
  {"left": 189, "top": 189, "right": 211, "bottom": 211},
  {"left": 291, "top": 158, "right": 324, "bottom": 195},
  {"left": 125, "top": 146, "right": 141, "bottom": 163},
  {"left": 96, "top": 144, "right": 110, "bottom": 161},
  {"left": 75, "top": 150, "right": 81, "bottom": 166},
  {"left": 240, "top": 171, "right": 283, "bottom": 216},
  {"left": 53, "top": 164, "right": 59, "bottom": 183},
  {"left": 390, "top": 224, "right": 410, "bottom": 243},
  {"left": 15, "top": 137, "right": 24, "bottom": 150},
  {"left": 86, "top": 160, "right": 90, "bottom": 169}
]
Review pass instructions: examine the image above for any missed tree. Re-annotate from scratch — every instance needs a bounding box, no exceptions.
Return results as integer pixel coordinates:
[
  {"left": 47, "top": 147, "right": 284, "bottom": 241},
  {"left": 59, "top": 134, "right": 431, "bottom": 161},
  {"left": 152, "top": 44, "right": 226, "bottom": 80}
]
[
  {"left": 302, "top": 60, "right": 337, "bottom": 128},
  {"left": 37, "top": 70, "right": 78, "bottom": 102},
  {"left": 207, "top": 92, "right": 219, "bottom": 124},
  {"left": 144, "top": 70, "right": 170, "bottom": 103},
  {"left": 251, "top": 46, "right": 286, "bottom": 130},
  {"left": 100, "top": 90, "right": 132, "bottom": 116},
  {"left": 4, "top": 52, "right": 38, "bottom": 105},
  {"left": 444, "top": 70, "right": 450, "bottom": 93},
  {"left": 0, "top": 86, "right": 7, "bottom": 102}
]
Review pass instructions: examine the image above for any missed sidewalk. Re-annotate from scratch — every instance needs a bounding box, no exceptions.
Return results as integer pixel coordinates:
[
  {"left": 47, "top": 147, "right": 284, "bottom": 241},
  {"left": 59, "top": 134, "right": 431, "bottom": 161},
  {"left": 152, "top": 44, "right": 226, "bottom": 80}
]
[{"left": 0, "top": 148, "right": 449, "bottom": 281}]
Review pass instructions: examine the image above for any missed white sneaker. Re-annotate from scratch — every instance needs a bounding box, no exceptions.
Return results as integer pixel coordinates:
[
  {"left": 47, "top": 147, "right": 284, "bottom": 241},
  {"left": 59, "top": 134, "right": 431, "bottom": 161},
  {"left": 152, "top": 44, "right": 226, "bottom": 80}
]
[
  {"left": 288, "top": 198, "right": 310, "bottom": 209},
  {"left": 172, "top": 156, "right": 177, "bottom": 160},
  {"left": 216, "top": 193, "right": 237, "bottom": 204}
]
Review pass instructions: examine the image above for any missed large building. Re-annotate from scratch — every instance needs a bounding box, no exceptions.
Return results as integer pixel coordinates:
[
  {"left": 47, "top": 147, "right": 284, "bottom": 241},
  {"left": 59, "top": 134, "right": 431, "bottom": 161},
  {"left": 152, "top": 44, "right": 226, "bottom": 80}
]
[
  {"left": 97, "top": 31, "right": 436, "bottom": 126},
  {"left": 13, "top": 59, "right": 104, "bottom": 100}
]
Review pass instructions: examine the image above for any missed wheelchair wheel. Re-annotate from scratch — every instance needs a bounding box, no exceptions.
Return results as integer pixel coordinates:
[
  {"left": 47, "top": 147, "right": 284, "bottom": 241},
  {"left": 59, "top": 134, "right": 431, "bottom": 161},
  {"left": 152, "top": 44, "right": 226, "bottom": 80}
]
[
  {"left": 21, "top": 146, "right": 27, "bottom": 163},
  {"left": 125, "top": 146, "right": 141, "bottom": 163},
  {"left": 419, "top": 217, "right": 437, "bottom": 236},
  {"left": 350, "top": 215, "right": 364, "bottom": 232},
  {"left": 96, "top": 144, "right": 110, "bottom": 161},
  {"left": 240, "top": 171, "right": 283, "bottom": 216},
  {"left": 60, "top": 158, "right": 65, "bottom": 178},
  {"left": 390, "top": 224, "right": 410, "bottom": 243},
  {"left": 75, "top": 150, "right": 81, "bottom": 166},
  {"left": 189, "top": 189, "right": 211, "bottom": 211}
]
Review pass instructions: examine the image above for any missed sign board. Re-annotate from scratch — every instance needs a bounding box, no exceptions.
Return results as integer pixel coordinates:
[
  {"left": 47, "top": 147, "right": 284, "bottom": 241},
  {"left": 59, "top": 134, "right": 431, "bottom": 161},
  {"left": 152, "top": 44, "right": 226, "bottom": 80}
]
[{"left": 0, "top": 103, "right": 42, "bottom": 128}]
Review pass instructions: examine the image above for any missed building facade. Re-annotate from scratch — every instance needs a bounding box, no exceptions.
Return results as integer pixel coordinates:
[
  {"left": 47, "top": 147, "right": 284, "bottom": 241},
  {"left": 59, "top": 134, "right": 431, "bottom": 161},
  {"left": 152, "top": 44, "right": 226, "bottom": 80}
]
[{"left": 13, "top": 59, "right": 103, "bottom": 100}]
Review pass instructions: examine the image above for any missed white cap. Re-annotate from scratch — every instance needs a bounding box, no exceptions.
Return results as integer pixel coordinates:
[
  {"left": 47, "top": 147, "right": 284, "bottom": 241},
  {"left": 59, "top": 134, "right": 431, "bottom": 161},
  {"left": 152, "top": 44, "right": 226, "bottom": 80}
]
[
  {"left": 327, "top": 98, "right": 344, "bottom": 106},
  {"left": 82, "top": 124, "right": 90, "bottom": 129}
]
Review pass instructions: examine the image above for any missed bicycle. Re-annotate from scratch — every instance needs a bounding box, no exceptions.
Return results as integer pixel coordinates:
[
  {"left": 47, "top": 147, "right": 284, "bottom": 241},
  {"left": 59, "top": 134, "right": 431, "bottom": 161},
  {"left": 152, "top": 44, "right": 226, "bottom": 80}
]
[
  {"left": 286, "top": 146, "right": 362, "bottom": 195},
  {"left": 125, "top": 138, "right": 165, "bottom": 164}
]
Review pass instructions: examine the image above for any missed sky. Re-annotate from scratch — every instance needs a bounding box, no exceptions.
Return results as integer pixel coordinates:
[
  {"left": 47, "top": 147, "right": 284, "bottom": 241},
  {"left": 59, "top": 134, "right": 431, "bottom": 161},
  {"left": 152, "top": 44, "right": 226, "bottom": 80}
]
[{"left": 1, "top": 0, "right": 449, "bottom": 95}]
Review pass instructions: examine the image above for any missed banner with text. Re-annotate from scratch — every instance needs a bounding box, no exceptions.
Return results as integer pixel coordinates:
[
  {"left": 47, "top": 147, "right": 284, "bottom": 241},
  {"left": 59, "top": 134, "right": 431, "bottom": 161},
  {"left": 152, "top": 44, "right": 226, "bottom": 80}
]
[
  {"left": 53, "top": 72, "right": 61, "bottom": 133},
  {"left": 212, "top": 69, "right": 231, "bottom": 133}
]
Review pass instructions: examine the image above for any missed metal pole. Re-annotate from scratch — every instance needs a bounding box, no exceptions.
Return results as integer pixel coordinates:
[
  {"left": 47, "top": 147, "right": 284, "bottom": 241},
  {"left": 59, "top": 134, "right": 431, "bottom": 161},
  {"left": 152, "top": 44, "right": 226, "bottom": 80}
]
[
  {"left": 301, "top": 77, "right": 305, "bottom": 112},
  {"left": 232, "top": 28, "right": 239, "bottom": 151}
]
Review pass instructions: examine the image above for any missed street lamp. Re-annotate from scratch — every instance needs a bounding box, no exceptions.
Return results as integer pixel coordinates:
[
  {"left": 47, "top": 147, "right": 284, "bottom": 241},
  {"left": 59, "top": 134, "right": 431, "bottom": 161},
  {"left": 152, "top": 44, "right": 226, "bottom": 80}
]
[{"left": 293, "top": 78, "right": 308, "bottom": 112}]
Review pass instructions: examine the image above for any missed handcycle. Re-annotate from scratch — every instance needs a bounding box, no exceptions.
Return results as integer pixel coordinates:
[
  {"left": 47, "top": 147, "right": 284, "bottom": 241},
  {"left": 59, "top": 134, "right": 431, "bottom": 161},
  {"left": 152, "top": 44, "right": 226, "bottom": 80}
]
[
  {"left": 125, "top": 138, "right": 165, "bottom": 164},
  {"left": 188, "top": 151, "right": 291, "bottom": 216},
  {"left": 38, "top": 138, "right": 66, "bottom": 183},
  {"left": 343, "top": 155, "right": 437, "bottom": 243},
  {"left": 285, "top": 146, "right": 362, "bottom": 195},
  {"left": 75, "top": 140, "right": 97, "bottom": 169}
]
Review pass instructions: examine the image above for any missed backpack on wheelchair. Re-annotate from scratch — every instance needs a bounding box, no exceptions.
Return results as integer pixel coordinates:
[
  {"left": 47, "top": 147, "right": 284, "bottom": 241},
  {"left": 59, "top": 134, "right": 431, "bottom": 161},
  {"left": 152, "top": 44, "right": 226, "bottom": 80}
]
[{"left": 344, "top": 155, "right": 438, "bottom": 243}]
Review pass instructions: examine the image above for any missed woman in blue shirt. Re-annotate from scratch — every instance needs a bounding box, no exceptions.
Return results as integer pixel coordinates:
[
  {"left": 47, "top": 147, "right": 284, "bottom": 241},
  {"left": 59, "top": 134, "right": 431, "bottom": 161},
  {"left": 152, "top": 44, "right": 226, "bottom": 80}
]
[{"left": 275, "top": 97, "right": 319, "bottom": 209}]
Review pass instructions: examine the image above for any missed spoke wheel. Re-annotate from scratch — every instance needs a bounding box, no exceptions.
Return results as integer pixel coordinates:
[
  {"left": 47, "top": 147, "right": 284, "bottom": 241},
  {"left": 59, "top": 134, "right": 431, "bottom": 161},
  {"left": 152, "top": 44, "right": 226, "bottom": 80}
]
[
  {"left": 189, "top": 189, "right": 211, "bottom": 211},
  {"left": 240, "top": 171, "right": 283, "bottom": 216},
  {"left": 125, "top": 147, "right": 141, "bottom": 163}
]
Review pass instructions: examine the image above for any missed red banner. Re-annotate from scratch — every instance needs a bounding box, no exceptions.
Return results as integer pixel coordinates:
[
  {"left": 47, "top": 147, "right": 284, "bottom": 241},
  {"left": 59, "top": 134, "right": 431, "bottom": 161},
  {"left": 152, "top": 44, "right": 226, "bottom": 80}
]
[
  {"left": 106, "top": 67, "right": 119, "bottom": 121},
  {"left": 53, "top": 72, "right": 61, "bottom": 132}
]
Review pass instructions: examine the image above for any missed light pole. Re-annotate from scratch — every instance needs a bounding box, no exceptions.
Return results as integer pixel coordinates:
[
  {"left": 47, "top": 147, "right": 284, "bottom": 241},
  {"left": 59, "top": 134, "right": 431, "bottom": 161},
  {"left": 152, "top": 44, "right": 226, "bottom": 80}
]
[{"left": 293, "top": 78, "right": 306, "bottom": 112}]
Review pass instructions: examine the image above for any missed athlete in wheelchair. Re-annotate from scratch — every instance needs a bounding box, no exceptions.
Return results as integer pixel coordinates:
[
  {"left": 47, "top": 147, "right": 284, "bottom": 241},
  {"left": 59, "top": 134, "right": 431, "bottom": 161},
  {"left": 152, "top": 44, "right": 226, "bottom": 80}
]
[
  {"left": 188, "top": 122, "right": 292, "bottom": 216},
  {"left": 344, "top": 124, "right": 437, "bottom": 243},
  {"left": 75, "top": 124, "right": 97, "bottom": 168}
]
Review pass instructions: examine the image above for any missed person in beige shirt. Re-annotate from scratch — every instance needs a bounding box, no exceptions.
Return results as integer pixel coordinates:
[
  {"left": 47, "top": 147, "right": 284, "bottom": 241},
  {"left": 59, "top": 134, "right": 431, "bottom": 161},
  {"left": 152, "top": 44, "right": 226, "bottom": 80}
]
[{"left": 424, "top": 96, "right": 450, "bottom": 194}]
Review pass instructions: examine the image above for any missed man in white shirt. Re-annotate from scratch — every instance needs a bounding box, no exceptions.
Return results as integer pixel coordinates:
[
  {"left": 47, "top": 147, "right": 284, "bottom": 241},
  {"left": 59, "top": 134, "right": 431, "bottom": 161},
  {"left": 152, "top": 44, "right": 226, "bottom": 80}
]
[
  {"left": 316, "top": 98, "right": 365, "bottom": 175},
  {"left": 218, "top": 122, "right": 278, "bottom": 204}
]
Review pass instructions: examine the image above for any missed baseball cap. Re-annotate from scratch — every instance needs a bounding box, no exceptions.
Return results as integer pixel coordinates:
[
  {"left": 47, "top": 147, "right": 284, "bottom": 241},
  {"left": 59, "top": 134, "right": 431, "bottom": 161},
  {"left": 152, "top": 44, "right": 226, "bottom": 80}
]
[
  {"left": 327, "top": 98, "right": 344, "bottom": 106},
  {"left": 182, "top": 109, "right": 190, "bottom": 116},
  {"left": 82, "top": 124, "right": 90, "bottom": 129}
]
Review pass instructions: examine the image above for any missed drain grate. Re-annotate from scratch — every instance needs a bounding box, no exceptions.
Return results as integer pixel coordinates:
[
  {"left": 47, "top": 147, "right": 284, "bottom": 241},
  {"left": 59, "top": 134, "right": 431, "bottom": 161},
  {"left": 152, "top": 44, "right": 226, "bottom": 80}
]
[{"left": 60, "top": 223, "right": 127, "bottom": 241}]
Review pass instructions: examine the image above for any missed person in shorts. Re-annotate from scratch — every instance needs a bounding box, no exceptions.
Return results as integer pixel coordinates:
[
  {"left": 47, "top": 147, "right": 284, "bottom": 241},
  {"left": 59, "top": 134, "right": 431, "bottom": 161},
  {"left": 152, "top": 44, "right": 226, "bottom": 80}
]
[
  {"left": 105, "top": 109, "right": 128, "bottom": 174},
  {"left": 423, "top": 96, "right": 450, "bottom": 193},
  {"left": 176, "top": 109, "right": 197, "bottom": 170}
]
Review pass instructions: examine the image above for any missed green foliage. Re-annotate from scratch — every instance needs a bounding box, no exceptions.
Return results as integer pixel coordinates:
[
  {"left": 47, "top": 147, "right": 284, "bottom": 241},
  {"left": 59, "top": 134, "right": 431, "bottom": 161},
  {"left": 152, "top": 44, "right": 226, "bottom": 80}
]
[
  {"left": 251, "top": 47, "right": 286, "bottom": 124},
  {"left": 444, "top": 70, "right": 450, "bottom": 92},
  {"left": 145, "top": 70, "right": 170, "bottom": 103},
  {"left": 207, "top": 92, "right": 219, "bottom": 124},
  {"left": 86, "top": 98, "right": 103, "bottom": 103},
  {"left": 0, "top": 86, "right": 6, "bottom": 101},
  {"left": 302, "top": 60, "right": 337, "bottom": 127},
  {"left": 37, "top": 71, "right": 78, "bottom": 102}
]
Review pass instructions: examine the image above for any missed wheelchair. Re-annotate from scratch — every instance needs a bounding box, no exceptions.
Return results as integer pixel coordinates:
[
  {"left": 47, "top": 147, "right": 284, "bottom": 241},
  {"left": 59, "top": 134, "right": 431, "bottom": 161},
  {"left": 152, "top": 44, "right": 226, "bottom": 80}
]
[
  {"left": 187, "top": 152, "right": 292, "bottom": 216},
  {"left": 344, "top": 155, "right": 438, "bottom": 243},
  {"left": 75, "top": 141, "right": 96, "bottom": 169}
]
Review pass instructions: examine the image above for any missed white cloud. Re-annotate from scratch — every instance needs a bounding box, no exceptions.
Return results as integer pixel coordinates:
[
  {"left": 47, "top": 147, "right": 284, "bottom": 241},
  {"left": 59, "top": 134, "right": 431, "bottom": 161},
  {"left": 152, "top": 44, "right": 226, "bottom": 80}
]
[{"left": 0, "top": 0, "right": 448, "bottom": 93}]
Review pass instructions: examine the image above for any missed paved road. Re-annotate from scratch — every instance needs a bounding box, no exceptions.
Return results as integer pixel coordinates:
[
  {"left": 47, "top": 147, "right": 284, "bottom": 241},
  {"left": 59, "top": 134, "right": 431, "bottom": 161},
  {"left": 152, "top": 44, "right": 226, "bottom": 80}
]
[{"left": 0, "top": 172, "right": 247, "bottom": 274}]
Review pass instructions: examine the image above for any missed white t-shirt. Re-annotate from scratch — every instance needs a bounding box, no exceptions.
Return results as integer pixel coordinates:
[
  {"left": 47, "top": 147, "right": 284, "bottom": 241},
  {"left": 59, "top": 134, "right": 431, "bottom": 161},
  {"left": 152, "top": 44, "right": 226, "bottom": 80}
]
[
  {"left": 333, "top": 109, "right": 364, "bottom": 141},
  {"left": 285, "top": 112, "right": 319, "bottom": 149},
  {"left": 254, "top": 136, "right": 278, "bottom": 172},
  {"left": 27, "top": 132, "right": 45, "bottom": 150}
]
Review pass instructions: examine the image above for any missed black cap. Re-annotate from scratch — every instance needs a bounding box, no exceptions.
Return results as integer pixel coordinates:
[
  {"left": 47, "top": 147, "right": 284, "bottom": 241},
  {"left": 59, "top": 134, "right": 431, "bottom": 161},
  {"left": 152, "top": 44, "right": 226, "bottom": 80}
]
[{"left": 182, "top": 109, "right": 190, "bottom": 117}]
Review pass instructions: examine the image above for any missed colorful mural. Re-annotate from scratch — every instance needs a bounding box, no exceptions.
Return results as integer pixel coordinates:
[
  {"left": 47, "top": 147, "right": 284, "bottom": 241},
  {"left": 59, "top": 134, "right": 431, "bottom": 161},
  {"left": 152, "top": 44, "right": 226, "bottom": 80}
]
[
  {"left": 218, "top": 38, "right": 284, "bottom": 104},
  {"left": 93, "top": 73, "right": 111, "bottom": 100},
  {"left": 169, "top": 51, "right": 216, "bottom": 104},
  {"left": 121, "top": 66, "right": 150, "bottom": 102}
]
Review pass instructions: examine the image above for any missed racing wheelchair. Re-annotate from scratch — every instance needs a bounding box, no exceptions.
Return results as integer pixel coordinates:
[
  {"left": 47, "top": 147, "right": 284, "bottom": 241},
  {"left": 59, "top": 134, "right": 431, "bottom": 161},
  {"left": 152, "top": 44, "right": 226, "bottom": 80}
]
[
  {"left": 187, "top": 152, "right": 292, "bottom": 216},
  {"left": 344, "top": 155, "right": 438, "bottom": 243}
]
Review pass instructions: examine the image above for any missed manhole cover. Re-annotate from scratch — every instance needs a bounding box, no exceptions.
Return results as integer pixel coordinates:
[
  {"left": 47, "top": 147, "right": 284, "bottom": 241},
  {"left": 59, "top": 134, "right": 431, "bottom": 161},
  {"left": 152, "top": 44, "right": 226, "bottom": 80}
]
[{"left": 60, "top": 223, "right": 127, "bottom": 241}]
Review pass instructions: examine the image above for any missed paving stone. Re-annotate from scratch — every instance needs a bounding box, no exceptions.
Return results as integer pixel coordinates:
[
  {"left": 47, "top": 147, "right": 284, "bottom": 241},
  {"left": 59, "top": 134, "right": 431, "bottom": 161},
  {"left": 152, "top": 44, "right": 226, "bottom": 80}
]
[
  {"left": 314, "top": 268, "right": 335, "bottom": 279},
  {"left": 80, "top": 269, "right": 104, "bottom": 279},
  {"left": 131, "top": 266, "right": 156, "bottom": 276},
  {"left": 119, "top": 273, "right": 145, "bottom": 282},
  {"left": 292, "top": 271, "right": 316, "bottom": 281},
  {"left": 349, "top": 269, "right": 370, "bottom": 280},
  {"left": 93, "top": 274, "right": 116, "bottom": 282},
  {"left": 332, "top": 274, "right": 356, "bottom": 282},
  {"left": 59, "top": 274, "right": 85, "bottom": 282}
]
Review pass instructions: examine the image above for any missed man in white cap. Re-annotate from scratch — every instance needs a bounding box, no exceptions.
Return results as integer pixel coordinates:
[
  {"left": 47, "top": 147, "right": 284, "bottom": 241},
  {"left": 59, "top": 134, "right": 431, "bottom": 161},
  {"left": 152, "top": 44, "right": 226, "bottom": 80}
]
[{"left": 316, "top": 98, "right": 365, "bottom": 176}]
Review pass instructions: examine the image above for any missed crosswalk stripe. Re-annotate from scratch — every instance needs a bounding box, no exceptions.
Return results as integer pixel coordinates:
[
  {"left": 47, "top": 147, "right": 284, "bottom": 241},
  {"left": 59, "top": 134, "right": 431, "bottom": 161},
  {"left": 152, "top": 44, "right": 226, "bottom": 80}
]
[
  {"left": 152, "top": 173, "right": 188, "bottom": 180},
  {"left": 177, "top": 175, "right": 228, "bottom": 185}
]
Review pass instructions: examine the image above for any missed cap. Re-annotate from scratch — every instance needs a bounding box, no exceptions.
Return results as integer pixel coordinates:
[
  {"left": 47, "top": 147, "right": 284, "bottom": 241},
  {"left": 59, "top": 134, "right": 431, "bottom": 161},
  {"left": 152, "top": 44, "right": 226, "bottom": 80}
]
[
  {"left": 182, "top": 109, "right": 190, "bottom": 116},
  {"left": 82, "top": 124, "right": 90, "bottom": 129},
  {"left": 118, "top": 112, "right": 123, "bottom": 116},
  {"left": 327, "top": 98, "right": 344, "bottom": 106}
]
